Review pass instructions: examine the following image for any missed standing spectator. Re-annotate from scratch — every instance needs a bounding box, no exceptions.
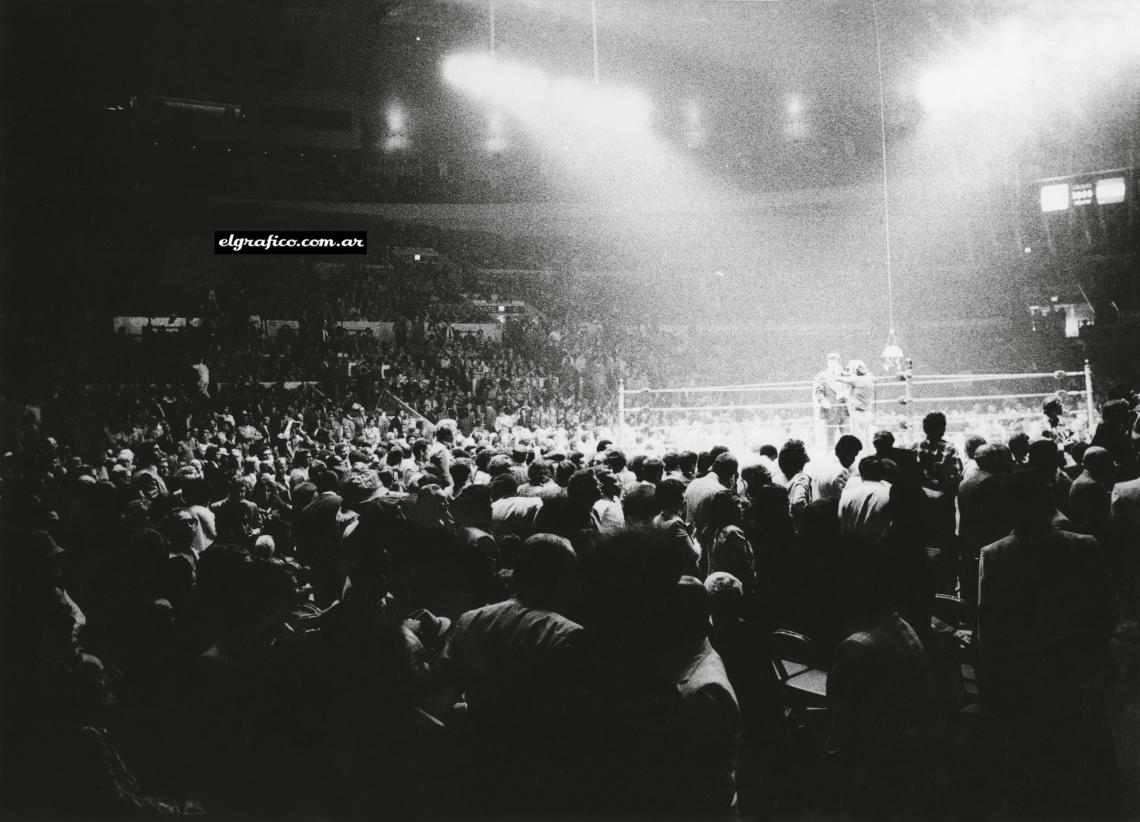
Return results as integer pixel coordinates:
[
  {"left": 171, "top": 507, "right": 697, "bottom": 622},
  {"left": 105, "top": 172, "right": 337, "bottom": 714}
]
[
  {"left": 1070, "top": 446, "right": 1115, "bottom": 545},
  {"left": 1091, "top": 399, "right": 1138, "bottom": 482},
  {"left": 812, "top": 434, "right": 862, "bottom": 505},
  {"left": 652, "top": 478, "right": 700, "bottom": 578},
  {"left": 210, "top": 477, "right": 261, "bottom": 546},
  {"left": 685, "top": 453, "right": 738, "bottom": 534},
  {"left": 978, "top": 470, "right": 1119, "bottom": 819},
  {"left": 1110, "top": 472, "right": 1140, "bottom": 617},
  {"left": 779, "top": 440, "right": 812, "bottom": 529},
  {"left": 489, "top": 473, "right": 542, "bottom": 538},
  {"left": 592, "top": 469, "right": 626, "bottom": 535},
  {"left": 913, "top": 412, "right": 962, "bottom": 588},
  {"left": 699, "top": 490, "right": 754, "bottom": 588},
  {"left": 827, "top": 535, "right": 938, "bottom": 819},
  {"left": 838, "top": 455, "right": 892, "bottom": 540},
  {"left": 517, "top": 461, "right": 562, "bottom": 501}
]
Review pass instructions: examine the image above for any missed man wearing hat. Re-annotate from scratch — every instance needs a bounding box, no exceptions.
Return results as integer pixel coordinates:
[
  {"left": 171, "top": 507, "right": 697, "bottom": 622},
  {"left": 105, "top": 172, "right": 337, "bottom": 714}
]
[
  {"left": 813, "top": 352, "right": 850, "bottom": 448},
  {"left": 509, "top": 445, "right": 531, "bottom": 487}
]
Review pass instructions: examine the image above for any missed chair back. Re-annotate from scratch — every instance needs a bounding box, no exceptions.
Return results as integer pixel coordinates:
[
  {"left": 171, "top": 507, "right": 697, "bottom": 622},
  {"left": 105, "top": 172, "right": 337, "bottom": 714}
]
[
  {"left": 770, "top": 628, "right": 819, "bottom": 681},
  {"left": 932, "top": 593, "right": 964, "bottom": 631}
]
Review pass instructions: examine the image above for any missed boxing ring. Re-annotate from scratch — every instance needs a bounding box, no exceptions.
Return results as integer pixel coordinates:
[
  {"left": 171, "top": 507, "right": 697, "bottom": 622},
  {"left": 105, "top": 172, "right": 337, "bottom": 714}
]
[{"left": 615, "top": 361, "right": 1096, "bottom": 454}]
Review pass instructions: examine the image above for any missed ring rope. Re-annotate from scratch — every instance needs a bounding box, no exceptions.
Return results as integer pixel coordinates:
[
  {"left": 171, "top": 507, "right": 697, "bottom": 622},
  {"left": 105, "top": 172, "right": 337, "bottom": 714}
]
[
  {"left": 629, "top": 390, "right": 1079, "bottom": 416},
  {"left": 625, "top": 401, "right": 816, "bottom": 413},
  {"left": 626, "top": 370, "right": 1084, "bottom": 397},
  {"left": 876, "top": 391, "right": 1070, "bottom": 405},
  {"left": 623, "top": 379, "right": 816, "bottom": 395},
  {"left": 897, "top": 370, "right": 1083, "bottom": 381}
]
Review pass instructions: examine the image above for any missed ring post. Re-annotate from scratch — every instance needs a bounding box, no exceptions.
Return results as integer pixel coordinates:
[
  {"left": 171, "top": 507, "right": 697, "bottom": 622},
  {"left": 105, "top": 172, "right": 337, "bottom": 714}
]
[
  {"left": 811, "top": 394, "right": 819, "bottom": 450},
  {"left": 903, "top": 358, "right": 914, "bottom": 446},
  {"left": 617, "top": 379, "right": 625, "bottom": 448},
  {"left": 1083, "top": 359, "right": 1095, "bottom": 435}
]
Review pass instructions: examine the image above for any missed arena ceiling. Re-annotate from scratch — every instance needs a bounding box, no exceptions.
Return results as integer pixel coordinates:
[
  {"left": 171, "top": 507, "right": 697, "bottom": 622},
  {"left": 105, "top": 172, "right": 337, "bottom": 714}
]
[{"left": 6, "top": 0, "right": 1136, "bottom": 190}]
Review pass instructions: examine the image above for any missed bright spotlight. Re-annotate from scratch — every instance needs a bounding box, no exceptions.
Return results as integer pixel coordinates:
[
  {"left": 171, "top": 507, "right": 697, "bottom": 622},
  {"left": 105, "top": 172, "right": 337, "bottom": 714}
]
[
  {"left": 786, "top": 94, "right": 804, "bottom": 117},
  {"left": 387, "top": 103, "right": 406, "bottom": 133},
  {"left": 442, "top": 52, "right": 653, "bottom": 142},
  {"left": 550, "top": 79, "right": 651, "bottom": 134},
  {"left": 443, "top": 54, "right": 547, "bottom": 110},
  {"left": 1040, "top": 183, "right": 1070, "bottom": 212},
  {"left": 1095, "top": 176, "right": 1126, "bottom": 204}
]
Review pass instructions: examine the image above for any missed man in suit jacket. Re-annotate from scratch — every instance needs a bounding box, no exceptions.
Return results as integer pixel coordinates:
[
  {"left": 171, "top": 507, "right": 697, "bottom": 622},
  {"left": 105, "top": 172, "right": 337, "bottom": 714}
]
[
  {"left": 957, "top": 444, "right": 1013, "bottom": 624},
  {"left": 1111, "top": 476, "right": 1140, "bottom": 617},
  {"left": 978, "top": 470, "right": 1119, "bottom": 818},
  {"left": 658, "top": 576, "right": 741, "bottom": 815},
  {"left": 684, "top": 453, "right": 738, "bottom": 534},
  {"left": 297, "top": 470, "right": 346, "bottom": 605},
  {"left": 1069, "top": 446, "right": 1115, "bottom": 545}
]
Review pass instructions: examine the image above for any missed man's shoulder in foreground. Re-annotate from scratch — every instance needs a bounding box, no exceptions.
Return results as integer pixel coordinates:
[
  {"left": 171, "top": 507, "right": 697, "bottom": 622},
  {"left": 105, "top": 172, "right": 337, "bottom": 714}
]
[
  {"left": 457, "top": 598, "right": 583, "bottom": 636},
  {"left": 982, "top": 526, "right": 1099, "bottom": 560}
]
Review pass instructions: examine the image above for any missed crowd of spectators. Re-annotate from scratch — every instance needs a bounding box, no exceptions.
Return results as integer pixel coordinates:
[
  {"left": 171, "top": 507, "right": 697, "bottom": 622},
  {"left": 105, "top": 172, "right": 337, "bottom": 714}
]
[
  {"left": 2, "top": 350, "right": 1138, "bottom": 818},
  {"left": 3, "top": 223, "right": 1137, "bottom": 820}
]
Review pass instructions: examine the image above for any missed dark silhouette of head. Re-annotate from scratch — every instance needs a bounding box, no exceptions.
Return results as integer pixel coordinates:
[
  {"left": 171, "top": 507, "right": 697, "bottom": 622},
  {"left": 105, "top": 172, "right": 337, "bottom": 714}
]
[{"left": 922, "top": 412, "right": 948, "bottom": 441}]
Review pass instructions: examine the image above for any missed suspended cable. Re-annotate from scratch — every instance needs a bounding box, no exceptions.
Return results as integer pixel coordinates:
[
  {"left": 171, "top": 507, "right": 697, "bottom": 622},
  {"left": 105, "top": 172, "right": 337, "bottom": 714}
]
[
  {"left": 871, "top": 0, "right": 895, "bottom": 333},
  {"left": 591, "top": 0, "right": 600, "bottom": 84}
]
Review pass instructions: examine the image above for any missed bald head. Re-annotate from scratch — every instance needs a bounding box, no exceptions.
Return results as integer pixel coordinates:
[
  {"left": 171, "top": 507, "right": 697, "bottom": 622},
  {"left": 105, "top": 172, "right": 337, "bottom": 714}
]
[
  {"left": 514, "top": 533, "right": 578, "bottom": 612},
  {"left": 1082, "top": 446, "right": 1114, "bottom": 482},
  {"left": 975, "top": 443, "right": 1013, "bottom": 476}
]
